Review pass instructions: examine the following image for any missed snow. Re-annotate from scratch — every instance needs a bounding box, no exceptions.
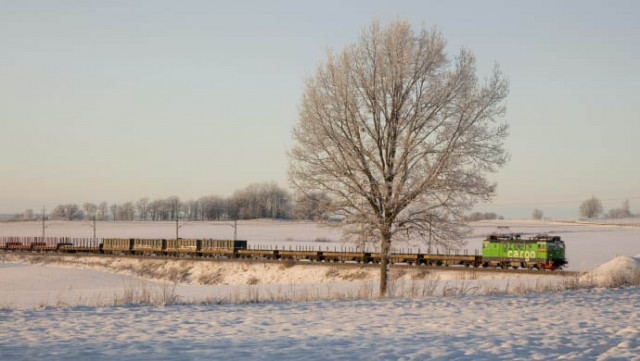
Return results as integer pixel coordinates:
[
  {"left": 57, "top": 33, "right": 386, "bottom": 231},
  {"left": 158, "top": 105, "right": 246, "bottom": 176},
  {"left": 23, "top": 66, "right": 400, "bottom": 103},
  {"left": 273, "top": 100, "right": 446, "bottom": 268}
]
[
  {"left": 1, "top": 287, "right": 639, "bottom": 360},
  {"left": 0, "top": 257, "right": 568, "bottom": 309},
  {"left": 583, "top": 253, "right": 640, "bottom": 286},
  {"left": 0, "top": 263, "right": 165, "bottom": 308},
  {"left": 1, "top": 220, "right": 640, "bottom": 359}
]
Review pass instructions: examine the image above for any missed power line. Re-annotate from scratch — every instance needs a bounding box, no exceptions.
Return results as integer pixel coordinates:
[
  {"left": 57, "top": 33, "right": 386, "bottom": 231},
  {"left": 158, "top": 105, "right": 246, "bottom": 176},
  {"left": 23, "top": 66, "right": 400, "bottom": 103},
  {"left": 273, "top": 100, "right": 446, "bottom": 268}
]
[{"left": 477, "top": 196, "right": 640, "bottom": 208}]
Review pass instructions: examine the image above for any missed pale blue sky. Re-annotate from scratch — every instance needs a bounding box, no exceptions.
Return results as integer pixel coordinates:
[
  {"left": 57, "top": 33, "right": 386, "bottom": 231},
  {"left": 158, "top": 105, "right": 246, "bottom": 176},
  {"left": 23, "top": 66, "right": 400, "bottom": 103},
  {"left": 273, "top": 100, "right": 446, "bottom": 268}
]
[{"left": 1, "top": 0, "right": 639, "bottom": 218}]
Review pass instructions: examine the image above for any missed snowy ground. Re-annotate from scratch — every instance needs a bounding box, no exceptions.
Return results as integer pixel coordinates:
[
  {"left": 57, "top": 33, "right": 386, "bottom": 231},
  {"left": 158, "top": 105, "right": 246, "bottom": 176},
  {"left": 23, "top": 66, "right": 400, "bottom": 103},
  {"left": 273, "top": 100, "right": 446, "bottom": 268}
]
[
  {"left": 0, "top": 257, "right": 571, "bottom": 309},
  {"left": 2, "top": 251, "right": 637, "bottom": 309},
  {"left": 1, "top": 220, "right": 639, "bottom": 360},
  {"left": 1, "top": 287, "right": 639, "bottom": 360},
  {"left": 1, "top": 219, "right": 639, "bottom": 270}
]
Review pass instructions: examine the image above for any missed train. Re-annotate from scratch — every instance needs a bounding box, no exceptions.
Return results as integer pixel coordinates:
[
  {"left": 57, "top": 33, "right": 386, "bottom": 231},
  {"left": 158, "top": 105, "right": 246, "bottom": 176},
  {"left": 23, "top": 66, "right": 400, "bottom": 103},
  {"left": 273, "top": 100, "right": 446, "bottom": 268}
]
[{"left": 0, "top": 233, "right": 567, "bottom": 270}]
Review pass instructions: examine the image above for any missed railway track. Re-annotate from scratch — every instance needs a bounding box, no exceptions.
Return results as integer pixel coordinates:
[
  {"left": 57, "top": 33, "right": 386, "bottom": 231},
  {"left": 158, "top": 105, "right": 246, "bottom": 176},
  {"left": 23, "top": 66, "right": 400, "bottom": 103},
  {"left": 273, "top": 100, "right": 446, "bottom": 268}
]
[{"left": 0, "top": 250, "right": 581, "bottom": 277}]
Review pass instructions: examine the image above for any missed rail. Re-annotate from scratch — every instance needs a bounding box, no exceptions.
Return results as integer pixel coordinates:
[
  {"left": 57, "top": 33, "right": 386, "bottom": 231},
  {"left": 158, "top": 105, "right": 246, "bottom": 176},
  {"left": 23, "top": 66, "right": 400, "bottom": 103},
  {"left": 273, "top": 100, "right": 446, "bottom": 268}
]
[{"left": 0, "top": 249, "right": 580, "bottom": 277}]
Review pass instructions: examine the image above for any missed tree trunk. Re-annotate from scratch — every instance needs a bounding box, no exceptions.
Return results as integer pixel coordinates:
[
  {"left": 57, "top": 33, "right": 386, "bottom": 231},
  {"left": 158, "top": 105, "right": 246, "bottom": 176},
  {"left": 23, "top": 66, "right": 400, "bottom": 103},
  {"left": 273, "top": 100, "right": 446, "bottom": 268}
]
[{"left": 379, "top": 230, "right": 391, "bottom": 297}]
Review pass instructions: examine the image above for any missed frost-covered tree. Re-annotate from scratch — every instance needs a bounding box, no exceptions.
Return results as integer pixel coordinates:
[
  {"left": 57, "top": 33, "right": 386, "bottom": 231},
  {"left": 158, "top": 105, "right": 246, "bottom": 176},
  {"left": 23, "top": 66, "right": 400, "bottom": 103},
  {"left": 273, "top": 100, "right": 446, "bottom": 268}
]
[
  {"left": 23, "top": 209, "right": 34, "bottom": 221},
  {"left": 198, "top": 195, "right": 227, "bottom": 221},
  {"left": 82, "top": 203, "right": 97, "bottom": 219},
  {"left": 109, "top": 204, "right": 118, "bottom": 222},
  {"left": 167, "top": 196, "right": 180, "bottom": 220},
  {"left": 136, "top": 198, "right": 149, "bottom": 220},
  {"left": 97, "top": 202, "right": 108, "bottom": 221},
  {"left": 532, "top": 209, "right": 543, "bottom": 220},
  {"left": 147, "top": 199, "right": 162, "bottom": 221},
  {"left": 119, "top": 202, "right": 135, "bottom": 221},
  {"left": 605, "top": 199, "right": 632, "bottom": 219},
  {"left": 293, "top": 191, "right": 332, "bottom": 221},
  {"left": 230, "top": 182, "right": 291, "bottom": 220},
  {"left": 289, "top": 19, "right": 509, "bottom": 296},
  {"left": 52, "top": 204, "right": 84, "bottom": 220},
  {"left": 466, "top": 212, "right": 500, "bottom": 222},
  {"left": 579, "top": 196, "right": 603, "bottom": 219}
]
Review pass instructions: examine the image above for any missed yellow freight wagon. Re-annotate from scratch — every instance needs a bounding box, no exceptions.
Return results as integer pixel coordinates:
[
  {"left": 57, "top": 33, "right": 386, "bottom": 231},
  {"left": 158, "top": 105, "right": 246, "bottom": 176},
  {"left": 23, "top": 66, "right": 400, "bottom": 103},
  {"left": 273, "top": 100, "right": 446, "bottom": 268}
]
[
  {"left": 166, "top": 239, "right": 198, "bottom": 254},
  {"left": 103, "top": 238, "right": 133, "bottom": 253}
]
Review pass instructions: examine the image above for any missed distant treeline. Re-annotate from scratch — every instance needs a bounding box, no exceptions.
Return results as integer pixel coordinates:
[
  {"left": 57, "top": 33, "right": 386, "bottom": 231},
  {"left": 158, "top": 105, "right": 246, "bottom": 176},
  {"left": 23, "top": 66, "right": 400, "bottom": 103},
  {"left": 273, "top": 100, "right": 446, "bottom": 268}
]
[
  {"left": 578, "top": 197, "right": 635, "bottom": 219},
  {"left": 12, "top": 182, "right": 332, "bottom": 222},
  {"left": 464, "top": 212, "right": 504, "bottom": 222}
]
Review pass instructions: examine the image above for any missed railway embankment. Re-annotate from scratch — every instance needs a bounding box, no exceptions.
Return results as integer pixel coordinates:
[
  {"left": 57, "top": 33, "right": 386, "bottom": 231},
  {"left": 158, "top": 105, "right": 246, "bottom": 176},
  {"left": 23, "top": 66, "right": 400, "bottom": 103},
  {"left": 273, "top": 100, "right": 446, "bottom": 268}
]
[
  {"left": 0, "top": 251, "right": 576, "bottom": 286},
  {"left": 2, "top": 252, "right": 639, "bottom": 309}
]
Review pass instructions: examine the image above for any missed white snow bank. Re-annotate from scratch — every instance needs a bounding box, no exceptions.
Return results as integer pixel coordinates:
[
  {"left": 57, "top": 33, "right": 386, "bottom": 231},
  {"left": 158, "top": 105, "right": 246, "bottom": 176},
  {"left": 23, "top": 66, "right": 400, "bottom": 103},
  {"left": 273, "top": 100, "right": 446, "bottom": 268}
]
[{"left": 582, "top": 254, "right": 640, "bottom": 286}]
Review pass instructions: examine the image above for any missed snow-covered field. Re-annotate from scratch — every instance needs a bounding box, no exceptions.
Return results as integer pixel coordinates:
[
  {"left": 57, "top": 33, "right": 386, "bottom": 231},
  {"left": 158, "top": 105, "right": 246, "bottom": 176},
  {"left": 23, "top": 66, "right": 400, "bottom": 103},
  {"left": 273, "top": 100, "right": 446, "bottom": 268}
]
[
  {"left": 0, "top": 255, "right": 575, "bottom": 309},
  {"left": 1, "top": 287, "right": 639, "bottom": 360},
  {"left": 1, "top": 219, "right": 639, "bottom": 360}
]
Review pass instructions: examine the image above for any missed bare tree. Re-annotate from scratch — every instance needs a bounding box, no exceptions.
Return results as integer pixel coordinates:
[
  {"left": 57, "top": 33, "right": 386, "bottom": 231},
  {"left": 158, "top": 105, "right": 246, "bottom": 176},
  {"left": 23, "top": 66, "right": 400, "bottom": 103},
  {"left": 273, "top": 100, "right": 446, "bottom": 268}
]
[
  {"left": 52, "top": 204, "right": 84, "bottom": 220},
  {"left": 167, "top": 196, "right": 180, "bottom": 221},
  {"left": 110, "top": 204, "right": 118, "bottom": 222},
  {"left": 230, "top": 182, "right": 291, "bottom": 220},
  {"left": 532, "top": 209, "right": 543, "bottom": 220},
  {"left": 51, "top": 205, "right": 67, "bottom": 220},
  {"left": 148, "top": 199, "right": 162, "bottom": 221},
  {"left": 23, "top": 209, "right": 34, "bottom": 221},
  {"left": 289, "top": 19, "right": 509, "bottom": 296},
  {"left": 465, "top": 212, "right": 501, "bottom": 222},
  {"left": 199, "top": 195, "right": 228, "bottom": 220},
  {"left": 136, "top": 198, "right": 149, "bottom": 220},
  {"left": 579, "top": 196, "right": 603, "bottom": 219},
  {"left": 82, "top": 203, "right": 97, "bottom": 220},
  {"left": 623, "top": 199, "right": 631, "bottom": 215},
  {"left": 605, "top": 199, "right": 632, "bottom": 219},
  {"left": 293, "top": 191, "right": 332, "bottom": 221},
  {"left": 119, "top": 202, "right": 135, "bottom": 221},
  {"left": 98, "top": 202, "right": 108, "bottom": 221}
]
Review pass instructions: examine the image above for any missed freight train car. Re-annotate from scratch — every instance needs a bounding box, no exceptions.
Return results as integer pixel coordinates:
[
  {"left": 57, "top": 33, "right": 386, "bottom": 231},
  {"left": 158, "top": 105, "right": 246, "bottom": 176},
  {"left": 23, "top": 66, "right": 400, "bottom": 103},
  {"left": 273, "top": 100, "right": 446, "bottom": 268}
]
[
  {"left": 200, "top": 239, "right": 247, "bottom": 257},
  {"left": 166, "top": 239, "right": 198, "bottom": 254},
  {"left": 103, "top": 238, "right": 133, "bottom": 253}
]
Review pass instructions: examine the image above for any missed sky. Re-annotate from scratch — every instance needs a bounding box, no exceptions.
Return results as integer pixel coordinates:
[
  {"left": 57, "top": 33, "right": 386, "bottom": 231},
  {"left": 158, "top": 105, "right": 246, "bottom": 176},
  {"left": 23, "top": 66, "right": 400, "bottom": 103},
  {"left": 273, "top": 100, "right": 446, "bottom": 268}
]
[{"left": 1, "top": 0, "right": 639, "bottom": 219}]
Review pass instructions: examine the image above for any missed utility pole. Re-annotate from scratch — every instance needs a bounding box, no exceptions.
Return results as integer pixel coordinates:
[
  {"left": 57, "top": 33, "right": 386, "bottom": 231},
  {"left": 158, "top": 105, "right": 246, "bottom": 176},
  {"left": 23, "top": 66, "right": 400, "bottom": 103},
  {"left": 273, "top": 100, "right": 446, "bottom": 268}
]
[
  {"left": 428, "top": 213, "right": 433, "bottom": 255},
  {"left": 213, "top": 219, "right": 238, "bottom": 240},
  {"left": 234, "top": 219, "right": 237, "bottom": 240},
  {"left": 87, "top": 215, "right": 97, "bottom": 240},
  {"left": 226, "top": 219, "right": 238, "bottom": 240},
  {"left": 175, "top": 207, "right": 186, "bottom": 240},
  {"left": 41, "top": 206, "right": 46, "bottom": 239},
  {"left": 176, "top": 212, "right": 180, "bottom": 240},
  {"left": 359, "top": 198, "right": 365, "bottom": 252}
]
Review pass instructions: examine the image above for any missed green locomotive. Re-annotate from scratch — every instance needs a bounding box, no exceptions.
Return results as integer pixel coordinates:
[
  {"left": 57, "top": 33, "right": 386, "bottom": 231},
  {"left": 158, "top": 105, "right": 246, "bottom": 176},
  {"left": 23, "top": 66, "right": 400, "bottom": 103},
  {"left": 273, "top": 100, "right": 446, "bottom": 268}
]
[{"left": 481, "top": 234, "right": 567, "bottom": 270}]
